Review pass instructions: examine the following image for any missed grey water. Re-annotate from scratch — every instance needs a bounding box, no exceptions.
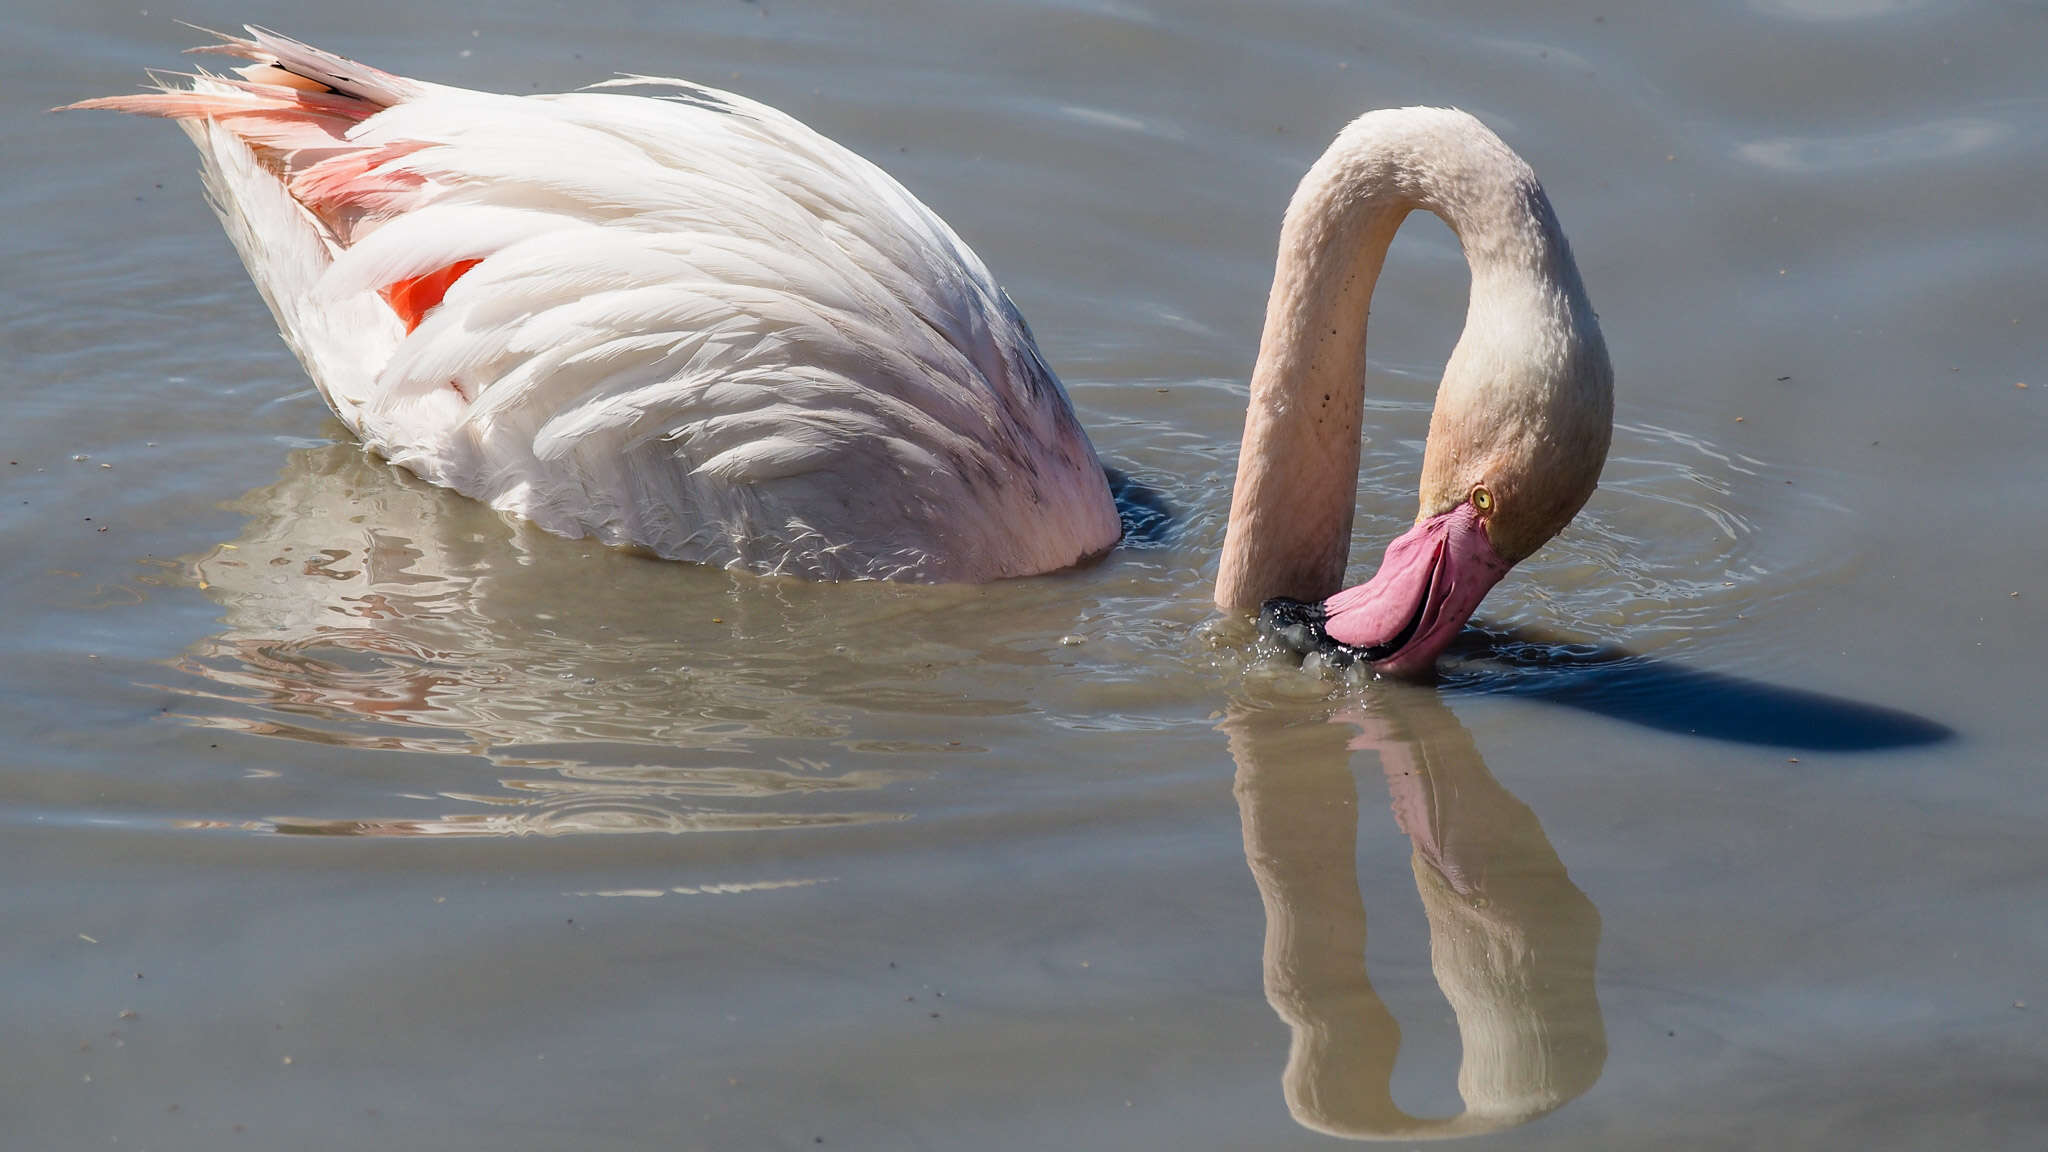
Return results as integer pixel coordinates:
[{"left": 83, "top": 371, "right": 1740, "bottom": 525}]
[{"left": 4, "top": 2, "right": 2044, "bottom": 1149}]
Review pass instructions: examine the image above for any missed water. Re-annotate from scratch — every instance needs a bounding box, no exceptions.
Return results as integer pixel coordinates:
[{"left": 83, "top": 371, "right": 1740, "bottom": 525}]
[{"left": 4, "top": 2, "right": 2044, "bottom": 1148}]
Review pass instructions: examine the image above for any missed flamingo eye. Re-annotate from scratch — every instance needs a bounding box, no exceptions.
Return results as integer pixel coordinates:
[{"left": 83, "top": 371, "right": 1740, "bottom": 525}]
[{"left": 1470, "top": 485, "right": 1495, "bottom": 514}]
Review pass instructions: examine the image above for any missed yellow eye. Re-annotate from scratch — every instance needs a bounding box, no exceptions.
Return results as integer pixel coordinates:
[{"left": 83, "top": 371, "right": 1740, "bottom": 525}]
[{"left": 1470, "top": 485, "right": 1495, "bottom": 514}]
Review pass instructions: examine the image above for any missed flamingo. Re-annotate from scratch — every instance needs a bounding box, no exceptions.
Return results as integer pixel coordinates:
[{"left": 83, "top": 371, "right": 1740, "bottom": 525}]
[{"left": 66, "top": 27, "right": 1611, "bottom": 675}]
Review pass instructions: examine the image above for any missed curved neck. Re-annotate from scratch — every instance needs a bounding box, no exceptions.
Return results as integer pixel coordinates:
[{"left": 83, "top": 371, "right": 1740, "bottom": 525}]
[{"left": 1214, "top": 109, "right": 1587, "bottom": 612}]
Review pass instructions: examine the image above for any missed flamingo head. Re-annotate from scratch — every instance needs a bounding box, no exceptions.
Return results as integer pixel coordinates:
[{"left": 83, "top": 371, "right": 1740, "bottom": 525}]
[
  {"left": 1262, "top": 500, "right": 1508, "bottom": 677},
  {"left": 1262, "top": 290, "right": 1614, "bottom": 678}
]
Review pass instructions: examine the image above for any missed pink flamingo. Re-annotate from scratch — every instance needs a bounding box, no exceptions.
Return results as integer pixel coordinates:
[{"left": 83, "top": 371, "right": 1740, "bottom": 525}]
[{"left": 68, "top": 27, "right": 1610, "bottom": 675}]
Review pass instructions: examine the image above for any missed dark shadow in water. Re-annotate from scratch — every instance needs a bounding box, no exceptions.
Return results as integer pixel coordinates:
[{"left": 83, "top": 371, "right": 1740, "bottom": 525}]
[
  {"left": 1439, "top": 624, "right": 1953, "bottom": 752},
  {"left": 1224, "top": 688, "right": 1604, "bottom": 1140},
  {"left": 1104, "top": 465, "right": 1176, "bottom": 547}
]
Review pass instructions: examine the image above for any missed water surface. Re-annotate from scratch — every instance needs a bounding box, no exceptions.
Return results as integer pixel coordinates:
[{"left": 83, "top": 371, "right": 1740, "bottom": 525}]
[{"left": 4, "top": 2, "right": 2044, "bottom": 1149}]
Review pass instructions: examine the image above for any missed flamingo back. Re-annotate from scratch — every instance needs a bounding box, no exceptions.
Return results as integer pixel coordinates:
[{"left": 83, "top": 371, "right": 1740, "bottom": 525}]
[{"left": 68, "top": 28, "right": 1121, "bottom": 581}]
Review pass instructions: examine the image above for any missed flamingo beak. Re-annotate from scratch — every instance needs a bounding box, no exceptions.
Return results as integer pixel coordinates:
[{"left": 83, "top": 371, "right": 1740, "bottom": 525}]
[{"left": 1259, "top": 502, "right": 1509, "bottom": 678}]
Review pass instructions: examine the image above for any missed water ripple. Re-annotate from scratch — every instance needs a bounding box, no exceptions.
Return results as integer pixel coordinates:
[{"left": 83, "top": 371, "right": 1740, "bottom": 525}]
[
  {"left": 161, "top": 443, "right": 937, "bottom": 837},
  {"left": 1737, "top": 117, "right": 2008, "bottom": 173},
  {"left": 1749, "top": 0, "right": 1936, "bottom": 22}
]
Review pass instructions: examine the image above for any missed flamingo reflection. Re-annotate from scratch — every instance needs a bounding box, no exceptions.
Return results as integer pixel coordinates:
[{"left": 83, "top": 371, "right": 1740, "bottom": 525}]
[{"left": 1226, "top": 691, "right": 1603, "bottom": 1138}]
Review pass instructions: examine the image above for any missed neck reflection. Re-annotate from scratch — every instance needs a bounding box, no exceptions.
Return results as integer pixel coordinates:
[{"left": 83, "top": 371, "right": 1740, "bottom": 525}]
[{"left": 1226, "top": 690, "right": 1603, "bottom": 1139}]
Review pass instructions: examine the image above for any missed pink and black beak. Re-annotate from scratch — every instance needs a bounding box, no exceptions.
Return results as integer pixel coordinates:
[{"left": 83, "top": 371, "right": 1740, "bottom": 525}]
[{"left": 1260, "top": 502, "right": 1510, "bottom": 678}]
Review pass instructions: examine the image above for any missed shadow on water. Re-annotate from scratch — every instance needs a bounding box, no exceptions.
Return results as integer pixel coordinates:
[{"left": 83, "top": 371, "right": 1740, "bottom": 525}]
[
  {"left": 1104, "top": 464, "right": 1176, "bottom": 548},
  {"left": 1438, "top": 624, "right": 1953, "bottom": 752},
  {"left": 1224, "top": 687, "right": 1605, "bottom": 1140}
]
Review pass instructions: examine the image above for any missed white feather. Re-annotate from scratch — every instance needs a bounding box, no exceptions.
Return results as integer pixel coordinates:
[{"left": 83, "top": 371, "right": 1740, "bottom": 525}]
[{"left": 88, "top": 31, "right": 1121, "bottom": 582}]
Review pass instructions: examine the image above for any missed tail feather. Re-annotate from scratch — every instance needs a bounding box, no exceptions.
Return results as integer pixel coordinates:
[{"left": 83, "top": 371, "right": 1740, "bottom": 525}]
[
  {"left": 59, "top": 85, "right": 360, "bottom": 123},
  {"left": 184, "top": 24, "right": 425, "bottom": 107},
  {"left": 57, "top": 24, "right": 418, "bottom": 123},
  {"left": 57, "top": 26, "right": 433, "bottom": 432},
  {"left": 290, "top": 141, "right": 434, "bottom": 218},
  {"left": 57, "top": 29, "right": 438, "bottom": 242},
  {"left": 59, "top": 88, "right": 367, "bottom": 157}
]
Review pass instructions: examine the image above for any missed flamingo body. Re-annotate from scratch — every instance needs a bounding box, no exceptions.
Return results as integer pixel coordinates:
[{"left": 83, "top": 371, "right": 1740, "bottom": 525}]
[
  {"left": 76, "top": 31, "right": 1614, "bottom": 674},
  {"left": 72, "top": 30, "right": 1122, "bottom": 582}
]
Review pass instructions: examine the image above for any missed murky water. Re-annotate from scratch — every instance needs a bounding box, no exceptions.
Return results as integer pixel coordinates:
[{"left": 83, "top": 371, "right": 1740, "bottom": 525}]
[{"left": 5, "top": 2, "right": 2044, "bottom": 1148}]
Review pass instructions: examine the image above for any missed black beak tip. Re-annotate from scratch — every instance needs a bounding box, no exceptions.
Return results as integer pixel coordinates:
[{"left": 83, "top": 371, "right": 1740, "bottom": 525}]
[
  {"left": 1258, "top": 597, "right": 1348, "bottom": 663},
  {"left": 1258, "top": 596, "right": 1319, "bottom": 630}
]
